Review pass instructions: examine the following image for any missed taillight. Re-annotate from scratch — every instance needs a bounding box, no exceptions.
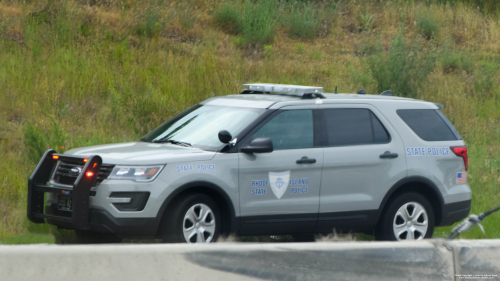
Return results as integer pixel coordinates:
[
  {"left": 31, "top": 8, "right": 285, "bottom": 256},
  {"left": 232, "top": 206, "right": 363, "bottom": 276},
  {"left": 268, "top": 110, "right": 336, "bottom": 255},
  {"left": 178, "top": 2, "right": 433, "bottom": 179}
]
[{"left": 451, "top": 146, "right": 468, "bottom": 171}]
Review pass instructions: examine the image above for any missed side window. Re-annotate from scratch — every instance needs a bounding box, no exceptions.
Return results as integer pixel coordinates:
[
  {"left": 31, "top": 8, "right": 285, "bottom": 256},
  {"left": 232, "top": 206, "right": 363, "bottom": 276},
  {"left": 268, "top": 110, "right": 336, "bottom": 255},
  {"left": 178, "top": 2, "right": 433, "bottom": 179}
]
[
  {"left": 323, "top": 108, "right": 390, "bottom": 146},
  {"left": 397, "top": 109, "right": 460, "bottom": 141},
  {"left": 253, "top": 110, "right": 314, "bottom": 150}
]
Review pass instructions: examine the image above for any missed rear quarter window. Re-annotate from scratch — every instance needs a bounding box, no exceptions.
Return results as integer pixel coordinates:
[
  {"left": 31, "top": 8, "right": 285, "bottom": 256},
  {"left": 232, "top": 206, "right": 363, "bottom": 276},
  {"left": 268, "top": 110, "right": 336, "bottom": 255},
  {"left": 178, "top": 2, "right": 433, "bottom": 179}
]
[{"left": 397, "top": 109, "right": 461, "bottom": 141}]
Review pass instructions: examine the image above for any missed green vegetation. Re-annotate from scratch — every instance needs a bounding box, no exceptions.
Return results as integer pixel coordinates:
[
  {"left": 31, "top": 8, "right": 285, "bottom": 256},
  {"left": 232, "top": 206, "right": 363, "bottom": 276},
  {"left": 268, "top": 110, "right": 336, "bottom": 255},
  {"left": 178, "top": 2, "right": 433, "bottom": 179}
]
[
  {"left": 214, "top": 0, "right": 279, "bottom": 44},
  {"left": 368, "top": 30, "right": 436, "bottom": 98},
  {"left": 1, "top": 0, "right": 500, "bottom": 243},
  {"left": 357, "top": 9, "right": 375, "bottom": 33},
  {"left": 440, "top": 43, "right": 474, "bottom": 74},
  {"left": 135, "top": 8, "right": 162, "bottom": 38},
  {"left": 0, "top": 233, "right": 55, "bottom": 245},
  {"left": 286, "top": 1, "right": 324, "bottom": 40},
  {"left": 417, "top": 13, "right": 440, "bottom": 40},
  {"left": 213, "top": 2, "right": 241, "bottom": 34}
]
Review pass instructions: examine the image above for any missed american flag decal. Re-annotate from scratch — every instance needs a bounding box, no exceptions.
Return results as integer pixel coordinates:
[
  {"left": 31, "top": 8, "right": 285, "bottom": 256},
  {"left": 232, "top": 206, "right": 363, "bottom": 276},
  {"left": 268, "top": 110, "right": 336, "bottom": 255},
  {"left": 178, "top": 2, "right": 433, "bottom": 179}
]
[{"left": 457, "top": 172, "right": 467, "bottom": 184}]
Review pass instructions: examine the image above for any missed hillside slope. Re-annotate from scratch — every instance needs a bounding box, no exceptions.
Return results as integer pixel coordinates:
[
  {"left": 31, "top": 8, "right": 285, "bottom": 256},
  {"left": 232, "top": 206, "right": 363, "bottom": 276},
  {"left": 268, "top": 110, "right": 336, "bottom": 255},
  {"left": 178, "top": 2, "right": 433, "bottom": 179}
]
[{"left": 1, "top": 0, "right": 499, "bottom": 241}]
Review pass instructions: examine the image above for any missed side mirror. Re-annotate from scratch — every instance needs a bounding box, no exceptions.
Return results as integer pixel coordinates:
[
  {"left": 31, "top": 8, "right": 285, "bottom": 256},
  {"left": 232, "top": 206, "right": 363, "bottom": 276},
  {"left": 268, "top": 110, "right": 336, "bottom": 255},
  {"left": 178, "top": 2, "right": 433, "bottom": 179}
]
[
  {"left": 218, "top": 130, "right": 232, "bottom": 144},
  {"left": 241, "top": 138, "right": 273, "bottom": 153}
]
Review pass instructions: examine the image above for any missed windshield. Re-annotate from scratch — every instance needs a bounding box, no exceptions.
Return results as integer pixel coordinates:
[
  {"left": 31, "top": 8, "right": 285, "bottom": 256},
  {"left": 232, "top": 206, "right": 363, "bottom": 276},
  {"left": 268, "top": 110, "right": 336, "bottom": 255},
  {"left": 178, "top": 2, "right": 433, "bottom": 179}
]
[{"left": 141, "top": 105, "right": 265, "bottom": 150}]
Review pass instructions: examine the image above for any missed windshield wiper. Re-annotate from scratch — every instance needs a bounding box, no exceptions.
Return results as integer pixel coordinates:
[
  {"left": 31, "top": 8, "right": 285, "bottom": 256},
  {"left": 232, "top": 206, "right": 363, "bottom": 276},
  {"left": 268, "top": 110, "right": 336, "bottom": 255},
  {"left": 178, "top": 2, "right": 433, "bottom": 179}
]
[{"left": 151, "top": 139, "right": 192, "bottom": 147}]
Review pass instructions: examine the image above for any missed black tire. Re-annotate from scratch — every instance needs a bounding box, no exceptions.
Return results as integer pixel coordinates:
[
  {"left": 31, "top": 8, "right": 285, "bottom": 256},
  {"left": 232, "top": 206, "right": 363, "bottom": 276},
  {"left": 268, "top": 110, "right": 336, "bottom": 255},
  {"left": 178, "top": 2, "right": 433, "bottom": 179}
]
[
  {"left": 74, "top": 230, "right": 122, "bottom": 244},
  {"left": 162, "top": 193, "right": 221, "bottom": 243},
  {"left": 375, "top": 192, "right": 435, "bottom": 241}
]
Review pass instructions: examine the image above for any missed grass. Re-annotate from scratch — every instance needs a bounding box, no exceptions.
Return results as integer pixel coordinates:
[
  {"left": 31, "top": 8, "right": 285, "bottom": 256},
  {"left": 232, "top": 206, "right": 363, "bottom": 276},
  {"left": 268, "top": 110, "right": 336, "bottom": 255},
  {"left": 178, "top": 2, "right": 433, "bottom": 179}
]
[
  {"left": 213, "top": 0, "right": 279, "bottom": 44},
  {"left": 0, "top": 234, "right": 55, "bottom": 245},
  {"left": 367, "top": 29, "right": 437, "bottom": 98},
  {"left": 417, "top": 13, "right": 440, "bottom": 40},
  {"left": 287, "top": 1, "right": 324, "bottom": 40},
  {"left": 1, "top": 0, "right": 500, "bottom": 242}
]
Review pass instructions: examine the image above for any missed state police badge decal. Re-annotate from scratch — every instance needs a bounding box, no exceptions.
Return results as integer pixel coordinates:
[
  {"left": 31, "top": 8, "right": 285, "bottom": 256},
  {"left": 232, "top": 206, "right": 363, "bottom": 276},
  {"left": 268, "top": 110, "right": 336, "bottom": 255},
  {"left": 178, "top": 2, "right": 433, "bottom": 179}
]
[{"left": 269, "top": 171, "right": 290, "bottom": 199}]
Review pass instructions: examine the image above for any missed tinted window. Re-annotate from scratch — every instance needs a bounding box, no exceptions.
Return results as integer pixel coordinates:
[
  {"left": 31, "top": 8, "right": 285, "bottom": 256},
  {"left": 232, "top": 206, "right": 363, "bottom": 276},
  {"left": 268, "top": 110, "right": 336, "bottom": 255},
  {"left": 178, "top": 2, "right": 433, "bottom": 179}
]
[
  {"left": 397, "top": 109, "right": 459, "bottom": 141},
  {"left": 323, "top": 108, "right": 390, "bottom": 146},
  {"left": 253, "top": 110, "right": 314, "bottom": 150}
]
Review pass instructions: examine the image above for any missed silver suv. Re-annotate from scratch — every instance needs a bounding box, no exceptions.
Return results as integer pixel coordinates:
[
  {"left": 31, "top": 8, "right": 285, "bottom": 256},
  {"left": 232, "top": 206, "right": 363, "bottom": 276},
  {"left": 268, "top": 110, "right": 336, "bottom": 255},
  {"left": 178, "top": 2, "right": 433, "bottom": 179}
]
[{"left": 27, "top": 83, "right": 471, "bottom": 242}]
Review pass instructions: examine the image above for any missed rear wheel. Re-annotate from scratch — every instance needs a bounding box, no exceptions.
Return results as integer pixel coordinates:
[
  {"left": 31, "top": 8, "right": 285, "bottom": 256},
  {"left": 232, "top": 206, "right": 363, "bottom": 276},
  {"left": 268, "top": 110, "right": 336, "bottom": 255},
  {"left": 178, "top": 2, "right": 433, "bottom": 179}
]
[
  {"left": 162, "top": 193, "right": 221, "bottom": 243},
  {"left": 375, "top": 192, "right": 435, "bottom": 241}
]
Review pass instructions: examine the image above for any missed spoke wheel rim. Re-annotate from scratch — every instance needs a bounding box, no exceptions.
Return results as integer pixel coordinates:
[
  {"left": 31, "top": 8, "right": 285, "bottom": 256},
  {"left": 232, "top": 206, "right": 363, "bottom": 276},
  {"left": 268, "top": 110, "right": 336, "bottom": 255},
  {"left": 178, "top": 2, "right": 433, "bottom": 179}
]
[
  {"left": 183, "top": 203, "right": 216, "bottom": 243},
  {"left": 393, "top": 201, "right": 428, "bottom": 241}
]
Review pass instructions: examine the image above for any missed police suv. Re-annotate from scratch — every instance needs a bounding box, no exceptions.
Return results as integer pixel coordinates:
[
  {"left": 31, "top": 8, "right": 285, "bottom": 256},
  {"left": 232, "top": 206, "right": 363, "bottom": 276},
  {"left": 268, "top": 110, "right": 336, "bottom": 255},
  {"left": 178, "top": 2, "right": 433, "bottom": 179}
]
[{"left": 27, "top": 84, "right": 471, "bottom": 242}]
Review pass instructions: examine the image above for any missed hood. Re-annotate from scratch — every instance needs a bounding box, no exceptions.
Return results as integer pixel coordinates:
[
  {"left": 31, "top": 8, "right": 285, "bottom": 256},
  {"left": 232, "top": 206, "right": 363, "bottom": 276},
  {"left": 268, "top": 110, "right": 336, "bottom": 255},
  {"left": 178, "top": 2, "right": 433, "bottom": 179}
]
[{"left": 64, "top": 142, "right": 216, "bottom": 165}]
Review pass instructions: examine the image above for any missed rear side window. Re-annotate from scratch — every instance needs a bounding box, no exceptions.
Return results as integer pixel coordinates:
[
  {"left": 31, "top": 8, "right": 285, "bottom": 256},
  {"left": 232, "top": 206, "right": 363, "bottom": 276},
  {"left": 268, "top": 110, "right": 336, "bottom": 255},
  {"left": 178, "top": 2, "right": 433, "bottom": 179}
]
[
  {"left": 397, "top": 109, "right": 461, "bottom": 141},
  {"left": 323, "top": 108, "right": 390, "bottom": 146}
]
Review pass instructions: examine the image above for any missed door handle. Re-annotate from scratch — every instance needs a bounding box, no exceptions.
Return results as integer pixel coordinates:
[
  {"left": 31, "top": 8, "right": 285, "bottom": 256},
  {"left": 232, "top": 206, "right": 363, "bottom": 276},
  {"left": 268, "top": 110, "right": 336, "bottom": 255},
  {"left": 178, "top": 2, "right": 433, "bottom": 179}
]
[
  {"left": 380, "top": 151, "right": 398, "bottom": 159},
  {"left": 296, "top": 157, "right": 316, "bottom": 164}
]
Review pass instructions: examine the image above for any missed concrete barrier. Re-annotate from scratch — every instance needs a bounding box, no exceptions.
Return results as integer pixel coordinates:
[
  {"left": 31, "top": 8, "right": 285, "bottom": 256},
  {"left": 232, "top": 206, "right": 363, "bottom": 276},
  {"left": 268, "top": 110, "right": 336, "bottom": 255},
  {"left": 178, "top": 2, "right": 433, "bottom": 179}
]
[
  {"left": 446, "top": 240, "right": 500, "bottom": 279},
  {"left": 0, "top": 240, "right": 498, "bottom": 281}
]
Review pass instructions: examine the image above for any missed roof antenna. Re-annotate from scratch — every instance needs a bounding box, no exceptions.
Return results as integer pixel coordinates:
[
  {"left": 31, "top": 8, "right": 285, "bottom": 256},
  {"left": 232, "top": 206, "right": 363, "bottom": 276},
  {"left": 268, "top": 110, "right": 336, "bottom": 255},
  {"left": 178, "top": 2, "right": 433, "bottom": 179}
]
[{"left": 334, "top": 86, "right": 337, "bottom": 94}]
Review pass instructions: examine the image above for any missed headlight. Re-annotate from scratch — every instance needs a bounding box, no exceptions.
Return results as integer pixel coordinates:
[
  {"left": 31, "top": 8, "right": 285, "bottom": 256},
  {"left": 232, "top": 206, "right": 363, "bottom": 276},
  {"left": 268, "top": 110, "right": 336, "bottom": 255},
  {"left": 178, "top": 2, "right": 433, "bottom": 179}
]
[{"left": 107, "top": 165, "right": 164, "bottom": 182}]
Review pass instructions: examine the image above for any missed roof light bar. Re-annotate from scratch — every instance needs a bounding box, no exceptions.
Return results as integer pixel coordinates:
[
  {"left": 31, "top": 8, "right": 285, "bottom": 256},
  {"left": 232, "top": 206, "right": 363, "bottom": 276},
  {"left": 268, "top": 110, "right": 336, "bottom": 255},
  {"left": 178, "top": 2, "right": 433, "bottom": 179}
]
[{"left": 242, "top": 83, "right": 323, "bottom": 96}]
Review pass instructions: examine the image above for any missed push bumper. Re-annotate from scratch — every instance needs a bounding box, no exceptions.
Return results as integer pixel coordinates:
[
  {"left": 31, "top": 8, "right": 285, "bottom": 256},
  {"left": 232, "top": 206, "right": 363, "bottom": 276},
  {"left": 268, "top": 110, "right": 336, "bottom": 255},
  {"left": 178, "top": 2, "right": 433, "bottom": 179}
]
[
  {"left": 439, "top": 199, "right": 471, "bottom": 226},
  {"left": 27, "top": 149, "right": 161, "bottom": 238},
  {"left": 28, "top": 150, "right": 102, "bottom": 230}
]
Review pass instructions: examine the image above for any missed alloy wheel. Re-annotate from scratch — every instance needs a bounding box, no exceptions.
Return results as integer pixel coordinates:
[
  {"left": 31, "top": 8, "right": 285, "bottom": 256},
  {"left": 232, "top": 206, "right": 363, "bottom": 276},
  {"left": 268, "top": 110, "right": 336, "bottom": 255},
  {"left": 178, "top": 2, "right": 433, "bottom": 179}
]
[
  {"left": 392, "top": 202, "right": 429, "bottom": 241},
  {"left": 183, "top": 203, "right": 216, "bottom": 243}
]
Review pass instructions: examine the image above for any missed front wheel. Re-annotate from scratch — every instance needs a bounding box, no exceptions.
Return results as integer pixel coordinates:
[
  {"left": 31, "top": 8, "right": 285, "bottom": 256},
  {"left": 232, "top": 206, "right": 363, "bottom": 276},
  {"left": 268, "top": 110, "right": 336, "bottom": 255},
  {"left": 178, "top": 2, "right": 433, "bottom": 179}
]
[
  {"left": 162, "top": 193, "right": 221, "bottom": 243},
  {"left": 375, "top": 192, "right": 435, "bottom": 241}
]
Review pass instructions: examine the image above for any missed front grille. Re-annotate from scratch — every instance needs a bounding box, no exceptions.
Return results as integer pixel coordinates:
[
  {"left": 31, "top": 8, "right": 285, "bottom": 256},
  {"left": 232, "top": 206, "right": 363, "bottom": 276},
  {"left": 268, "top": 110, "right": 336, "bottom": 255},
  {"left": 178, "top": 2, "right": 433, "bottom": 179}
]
[{"left": 53, "top": 161, "right": 115, "bottom": 187}]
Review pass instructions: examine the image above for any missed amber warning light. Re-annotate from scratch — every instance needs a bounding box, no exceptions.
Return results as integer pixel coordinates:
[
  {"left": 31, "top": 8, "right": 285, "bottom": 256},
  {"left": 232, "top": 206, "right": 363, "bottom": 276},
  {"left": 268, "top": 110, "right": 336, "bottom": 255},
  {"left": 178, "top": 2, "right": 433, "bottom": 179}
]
[{"left": 52, "top": 155, "right": 59, "bottom": 160}]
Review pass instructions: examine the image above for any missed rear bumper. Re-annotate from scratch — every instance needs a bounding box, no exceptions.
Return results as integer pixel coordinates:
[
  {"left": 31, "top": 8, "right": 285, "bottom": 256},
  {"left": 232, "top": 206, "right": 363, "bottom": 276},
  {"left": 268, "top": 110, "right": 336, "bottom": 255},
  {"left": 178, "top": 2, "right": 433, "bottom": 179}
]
[{"left": 439, "top": 199, "right": 471, "bottom": 226}]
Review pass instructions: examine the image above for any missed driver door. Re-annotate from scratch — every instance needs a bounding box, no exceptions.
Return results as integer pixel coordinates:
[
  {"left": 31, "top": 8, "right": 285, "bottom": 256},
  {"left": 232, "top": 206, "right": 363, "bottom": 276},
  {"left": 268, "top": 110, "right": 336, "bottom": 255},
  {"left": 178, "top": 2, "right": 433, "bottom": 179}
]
[{"left": 238, "top": 108, "right": 323, "bottom": 235}]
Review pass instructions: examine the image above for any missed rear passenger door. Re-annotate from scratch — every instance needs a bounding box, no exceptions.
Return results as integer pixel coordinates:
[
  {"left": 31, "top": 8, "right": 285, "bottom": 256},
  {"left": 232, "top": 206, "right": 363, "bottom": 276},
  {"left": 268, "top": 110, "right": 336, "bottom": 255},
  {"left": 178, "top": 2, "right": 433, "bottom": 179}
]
[{"left": 317, "top": 104, "right": 407, "bottom": 233}]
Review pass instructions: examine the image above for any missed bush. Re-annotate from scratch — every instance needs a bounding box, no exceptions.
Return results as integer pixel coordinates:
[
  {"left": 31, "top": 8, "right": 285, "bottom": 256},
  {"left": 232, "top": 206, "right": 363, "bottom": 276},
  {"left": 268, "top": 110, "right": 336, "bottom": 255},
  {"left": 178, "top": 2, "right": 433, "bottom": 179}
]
[
  {"left": 213, "top": 0, "right": 279, "bottom": 44},
  {"left": 367, "top": 30, "right": 436, "bottom": 98},
  {"left": 440, "top": 49, "right": 474, "bottom": 74},
  {"left": 136, "top": 9, "right": 161, "bottom": 38},
  {"left": 417, "top": 14, "right": 439, "bottom": 40},
  {"left": 240, "top": 0, "right": 279, "bottom": 44},
  {"left": 213, "top": 2, "right": 241, "bottom": 34},
  {"left": 287, "top": 1, "right": 323, "bottom": 40}
]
